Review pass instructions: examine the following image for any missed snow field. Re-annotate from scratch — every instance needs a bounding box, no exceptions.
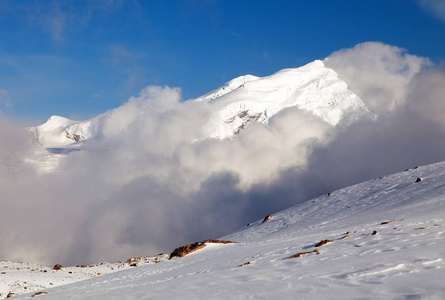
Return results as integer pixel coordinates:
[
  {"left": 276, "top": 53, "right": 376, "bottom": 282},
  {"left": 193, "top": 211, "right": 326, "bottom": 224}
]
[{"left": 0, "top": 255, "right": 168, "bottom": 299}]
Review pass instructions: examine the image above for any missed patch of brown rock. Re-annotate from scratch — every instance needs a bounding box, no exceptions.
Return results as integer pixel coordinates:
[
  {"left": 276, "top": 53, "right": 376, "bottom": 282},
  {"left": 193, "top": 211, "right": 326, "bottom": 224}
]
[{"left": 169, "top": 240, "right": 237, "bottom": 260}]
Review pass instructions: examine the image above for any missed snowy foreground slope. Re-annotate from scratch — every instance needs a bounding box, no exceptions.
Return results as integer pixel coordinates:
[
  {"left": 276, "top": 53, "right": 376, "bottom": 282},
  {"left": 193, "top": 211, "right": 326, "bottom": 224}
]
[
  {"left": 0, "top": 255, "right": 169, "bottom": 299},
  {"left": 11, "top": 162, "right": 445, "bottom": 299}
]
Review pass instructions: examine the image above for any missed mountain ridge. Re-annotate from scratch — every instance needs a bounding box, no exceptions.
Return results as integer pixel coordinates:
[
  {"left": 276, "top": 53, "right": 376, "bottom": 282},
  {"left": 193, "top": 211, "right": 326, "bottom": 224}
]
[{"left": 30, "top": 59, "right": 369, "bottom": 148}]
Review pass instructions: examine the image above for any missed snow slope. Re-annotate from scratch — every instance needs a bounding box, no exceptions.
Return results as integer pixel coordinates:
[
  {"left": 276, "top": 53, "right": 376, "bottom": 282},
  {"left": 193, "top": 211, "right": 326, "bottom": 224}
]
[
  {"left": 11, "top": 162, "right": 445, "bottom": 299},
  {"left": 0, "top": 255, "right": 168, "bottom": 299}
]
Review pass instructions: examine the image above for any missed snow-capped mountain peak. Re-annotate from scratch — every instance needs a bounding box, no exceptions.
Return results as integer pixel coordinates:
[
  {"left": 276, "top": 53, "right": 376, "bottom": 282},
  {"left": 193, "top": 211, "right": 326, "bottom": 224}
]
[{"left": 199, "top": 60, "right": 369, "bottom": 139}]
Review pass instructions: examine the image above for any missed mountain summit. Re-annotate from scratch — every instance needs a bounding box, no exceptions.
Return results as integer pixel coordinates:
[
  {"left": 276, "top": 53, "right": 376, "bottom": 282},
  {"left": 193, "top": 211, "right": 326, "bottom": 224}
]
[{"left": 197, "top": 60, "right": 368, "bottom": 139}]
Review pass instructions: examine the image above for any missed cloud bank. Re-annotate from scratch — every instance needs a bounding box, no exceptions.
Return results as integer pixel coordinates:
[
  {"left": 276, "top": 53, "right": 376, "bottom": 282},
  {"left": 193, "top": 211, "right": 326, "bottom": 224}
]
[
  {"left": 1, "top": 42, "right": 445, "bottom": 266},
  {"left": 324, "top": 42, "right": 431, "bottom": 113}
]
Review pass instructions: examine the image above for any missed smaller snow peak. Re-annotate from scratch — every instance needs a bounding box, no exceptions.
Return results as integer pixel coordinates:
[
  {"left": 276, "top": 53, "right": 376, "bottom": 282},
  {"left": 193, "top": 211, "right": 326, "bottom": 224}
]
[{"left": 32, "top": 116, "right": 93, "bottom": 148}]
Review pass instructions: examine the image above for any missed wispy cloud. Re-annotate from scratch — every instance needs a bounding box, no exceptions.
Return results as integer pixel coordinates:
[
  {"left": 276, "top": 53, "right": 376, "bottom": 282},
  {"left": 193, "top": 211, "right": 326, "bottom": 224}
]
[
  {"left": 417, "top": 0, "right": 445, "bottom": 23},
  {"left": 107, "top": 45, "right": 149, "bottom": 91},
  {"left": 4, "top": 0, "right": 127, "bottom": 42},
  {"left": 13, "top": 0, "right": 67, "bottom": 42},
  {"left": 0, "top": 89, "right": 12, "bottom": 111}
]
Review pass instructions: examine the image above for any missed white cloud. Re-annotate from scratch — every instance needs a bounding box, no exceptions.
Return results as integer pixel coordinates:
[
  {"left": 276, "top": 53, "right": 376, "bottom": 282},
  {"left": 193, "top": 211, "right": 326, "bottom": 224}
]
[
  {"left": 0, "top": 85, "right": 332, "bottom": 265},
  {"left": 406, "top": 68, "right": 445, "bottom": 127},
  {"left": 324, "top": 42, "right": 430, "bottom": 114}
]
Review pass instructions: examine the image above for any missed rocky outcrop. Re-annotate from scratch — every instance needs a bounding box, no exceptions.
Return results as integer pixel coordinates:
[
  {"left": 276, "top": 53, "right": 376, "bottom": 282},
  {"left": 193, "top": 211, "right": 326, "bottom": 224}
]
[
  {"left": 169, "top": 240, "right": 237, "bottom": 260},
  {"left": 314, "top": 239, "right": 332, "bottom": 247},
  {"left": 290, "top": 248, "right": 320, "bottom": 258},
  {"left": 262, "top": 215, "right": 272, "bottom": 223}
]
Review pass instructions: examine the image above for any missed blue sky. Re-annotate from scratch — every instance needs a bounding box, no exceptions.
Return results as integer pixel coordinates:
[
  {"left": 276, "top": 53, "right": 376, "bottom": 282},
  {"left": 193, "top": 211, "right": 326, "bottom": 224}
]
[{"left": 0, "top": 0, "right": 444, "bottom": 123}]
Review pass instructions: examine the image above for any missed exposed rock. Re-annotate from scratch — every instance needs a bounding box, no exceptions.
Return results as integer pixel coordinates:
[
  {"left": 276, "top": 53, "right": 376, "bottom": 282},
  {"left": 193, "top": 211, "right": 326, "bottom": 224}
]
[
  {"left": 371, "top": 230, "right": 378, "bottom": 235},
  {"left": 226, "top": 110, "right": 263, "bottom": 136},
  {"left": 169, "top": 240, "right": 237, "bottom": 260},
  {"left": 314, "top": 239, "right": 332, "bottom": 247},
  {"left": 238, "top": 262, "right": 251, "bottom": 267},
  {"left": 169, "top": 242, "right": 205, "bottom": 259},
  {"left": 381, "top": 218, "right": 404, "bottom": 225},
  {"left": 7, "top": 292, "right": 14, "bottom": 298},
  {"left": 53, "top": 264, "right": 63, "bottom": 271},
  {"left": 32, "top": 292, "right": 48, "bottom": 297},
  {"left": 127, "top": 257, "right": 138, "bottom": 264},
  {"left": 262, "top": 214, "right": 272, "bottom": 223},
  {"left": 415, "top": 177, "right": 422, "bottom": 183},
  {"left": 290, "top": 248, "right": 320, "bottom": 258}
]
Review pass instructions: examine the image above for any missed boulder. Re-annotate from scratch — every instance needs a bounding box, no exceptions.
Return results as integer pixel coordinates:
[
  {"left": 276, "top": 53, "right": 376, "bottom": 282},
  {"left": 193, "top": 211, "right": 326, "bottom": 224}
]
[
  {"left": 169, "top": 240, "right": 236, "bottom": 259},
  {"left": 262, "top": 214, "right": 272, "bottom": 223}
]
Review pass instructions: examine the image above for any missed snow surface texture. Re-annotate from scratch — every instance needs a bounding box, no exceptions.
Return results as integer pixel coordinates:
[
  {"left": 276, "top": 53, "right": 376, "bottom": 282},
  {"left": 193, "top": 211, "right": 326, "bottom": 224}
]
[
  {"left": 9, "top": 162, "right": 445, "bottom": 299},
  {"left": 30, "top": 60, "right": 368, "bottom": 148},
  {"left": 0, "top": 255, "right": 168, "bottom": 299}
]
